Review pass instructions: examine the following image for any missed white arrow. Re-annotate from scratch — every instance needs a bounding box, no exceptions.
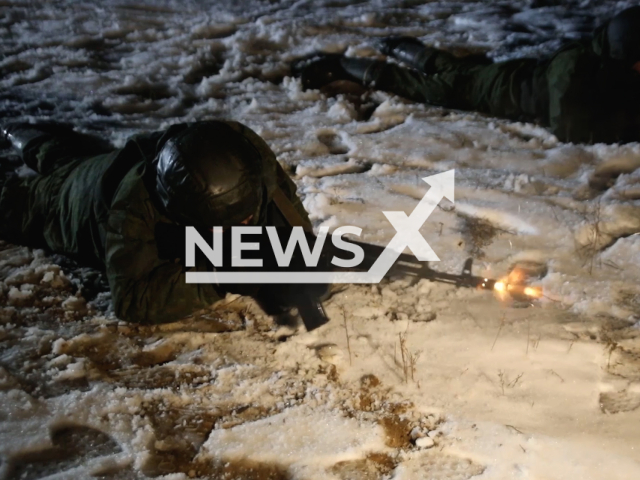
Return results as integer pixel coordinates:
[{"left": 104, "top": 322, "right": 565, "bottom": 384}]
[
  {"left": 365, "top": 169, "right": 455, "bottom": 282},
  {"left": 186, "top": 170, "right": 455, "bottom": 284}
]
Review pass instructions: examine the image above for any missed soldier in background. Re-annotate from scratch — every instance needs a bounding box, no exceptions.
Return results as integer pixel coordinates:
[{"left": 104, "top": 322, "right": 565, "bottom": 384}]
[{"left": 292, "top": 6, "right": 640, "bottom": 144}]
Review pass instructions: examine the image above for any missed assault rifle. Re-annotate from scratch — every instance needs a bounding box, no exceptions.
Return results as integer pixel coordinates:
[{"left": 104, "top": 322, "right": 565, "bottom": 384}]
[
  {"left": 270, "top": 187, "right": 504, "bottom": 332},
  {"left": 290, "top": 238, "right": 499, "bottom": 332}
]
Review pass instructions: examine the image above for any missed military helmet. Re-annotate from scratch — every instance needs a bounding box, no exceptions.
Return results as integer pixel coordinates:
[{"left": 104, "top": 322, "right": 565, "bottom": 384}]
[
  {"left": 155, "top": 121, "right": 264, "bottom": 228},
  {"left": 607, "top": 6, "right": 640, "bottom": 63}
]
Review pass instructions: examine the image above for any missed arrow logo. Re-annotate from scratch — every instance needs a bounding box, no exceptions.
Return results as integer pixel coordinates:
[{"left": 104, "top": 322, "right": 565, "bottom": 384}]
[
  {"left": 367, "top": 169, "right": 454, "bottom": 282},
  {"left": 186, "top": 170, "right": 455, "bottom": 284}
]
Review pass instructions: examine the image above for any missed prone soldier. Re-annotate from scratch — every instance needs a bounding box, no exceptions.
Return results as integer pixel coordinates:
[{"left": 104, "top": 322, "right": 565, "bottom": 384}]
[
  {"left": 292, "top": 6, "right": 640, "bottom": 144},
  {"left": 0, "top": 120, "right": 322, "bottom": 325}
]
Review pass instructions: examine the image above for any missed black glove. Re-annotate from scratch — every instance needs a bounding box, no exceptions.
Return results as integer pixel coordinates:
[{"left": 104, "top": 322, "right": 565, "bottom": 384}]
[{"left": 290, "top": 53, "right": 352, "bottom": 91}]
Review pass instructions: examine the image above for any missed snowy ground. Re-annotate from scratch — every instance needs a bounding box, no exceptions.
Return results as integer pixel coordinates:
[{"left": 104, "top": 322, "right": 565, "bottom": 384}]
[{"left": 2, "top": 0, "right": 640, "bottom": 478}]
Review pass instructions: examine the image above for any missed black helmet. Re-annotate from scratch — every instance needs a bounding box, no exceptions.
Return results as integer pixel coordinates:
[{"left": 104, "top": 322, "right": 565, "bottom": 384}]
[
  {"left": 607, "top": 6, "right": 640, "bottom": 63},
  {"left": 155, "top": 121, "right": 264, "bottom": 228}
]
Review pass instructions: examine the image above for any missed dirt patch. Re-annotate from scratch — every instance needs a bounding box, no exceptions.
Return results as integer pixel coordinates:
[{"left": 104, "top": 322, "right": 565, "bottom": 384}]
[
  {"left": 143, "top": 448, "right": 291, "bottom": 479},
  {"left": 354, "top": 390, "right": 378, "bottom": 412},
  {"left": 108, "top": 364, "right": 215, "bottom": 390},
  {"left": 139, "top": 401, "right": 221, "bottom": 477},
  {"left": 350, "top": 375, "right": 412, "bottom": 415},
  {"left": 321, "top": 364, "right": 339, "bottom": 383},
  {"left": 183, "top": 57, "right": 222, "bottom": 85},
  {"left": 138, "top": 399, "right": 281, "bottom": 477},
  {"left": 113, "top": 82, "right": 172, "bottom": 100},
  {"left": 613, "top": 288, "right": 640, "bottom": 315},
  {"left": 329, "top": 452, "right": 397, "bottom": 480},
  {"left": 606, "top": 347, "right": 640, "bottom": 382},
  {"left": 379, "top": 415, "right": 412, "bottom": 449},
  {"left": 217, "top": 404, "right": 275, "bottom": 430},
  {"left": 195, "top": 458, "right": 291, "bottom": 480},
  {"left": 360, "top": 373, "right": 381, "bottom": 388}
]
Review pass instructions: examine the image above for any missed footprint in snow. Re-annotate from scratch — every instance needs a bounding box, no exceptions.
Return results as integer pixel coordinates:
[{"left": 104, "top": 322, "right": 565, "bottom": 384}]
[{"left": 317, "top": 131, "right": 350, "bottom": 155}]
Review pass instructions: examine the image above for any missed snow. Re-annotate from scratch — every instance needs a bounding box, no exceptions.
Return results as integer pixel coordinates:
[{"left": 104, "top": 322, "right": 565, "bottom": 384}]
[
  {"left": 414, "top": 437, "right": 434, "bottom": 449},
  {"left": 2, "top": 0, "right": 640, "bottom": 478},
  {"left": 200, "top": 405, "right": 387, "bottom": 478}
]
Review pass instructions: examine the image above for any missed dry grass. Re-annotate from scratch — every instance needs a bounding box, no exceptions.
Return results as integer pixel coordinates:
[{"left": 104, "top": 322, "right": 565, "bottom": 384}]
[
  {"left": 497, "top": 370, "right": 524, "bottom": 396},
  {"left": 342, "top": 307, "right": 352, "bottom": 366},
  {"left": 573, "top": 198, "right": 605, "bottom": 274},
  {"left": 491, "top": 313, "right": 507, "bottom": 351},
  {"left": 614, "top": 288, "right": 640, "bottom": 314},
  {"left": 398, "top": 331, "right": 422, "bottom": 384},
  {"left": 601, "top": 332, "right": 621, "bottom": 370},
  {"left": 457, "top": 213, "right": 515, "bottom": 259}
]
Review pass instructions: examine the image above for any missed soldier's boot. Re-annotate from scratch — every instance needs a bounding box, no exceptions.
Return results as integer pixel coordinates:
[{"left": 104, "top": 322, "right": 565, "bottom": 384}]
[
  {"left": 1, "top": 122, "right": 72, "bottom": 173},
  {"left": 339, "top": 57, "right": 387, "bottom": 87},
  {"left": 2, "top": 122, "right": 69, "bottom": 152},
  {"left": 291, "top": 53, "right": 386, "bottom": 90},
  {"left": 1, "top": 122, "right": 110, "bottom": 174},
  {"left": 291, "top": 53, "right": 350, "bottom": 90},
  {"left": 375, "top": 36, "right": 437, "bottom": 72}
]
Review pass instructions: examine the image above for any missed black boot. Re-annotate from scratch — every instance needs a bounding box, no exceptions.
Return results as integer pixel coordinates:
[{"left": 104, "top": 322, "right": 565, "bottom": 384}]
[
  {"left": 339, "top": 57, "right": 386, "bottom": 87},
  {"left": 291, "top": 53, "right": 384, "bottom": 90},
  {"left": 291, "top": 53, "right": 353, "bottom": 90},
  {"left": 2, "top": 122, "right": 62, "bottom": 152},
  {"left": 1, "top": 122, "right": 70, "bottom": 173},
  {"left": 1, "top": 122, "right": 111, "bottom": 174},
  {"left": 375, "top": 36, "right": 436, "bottom": 72}
]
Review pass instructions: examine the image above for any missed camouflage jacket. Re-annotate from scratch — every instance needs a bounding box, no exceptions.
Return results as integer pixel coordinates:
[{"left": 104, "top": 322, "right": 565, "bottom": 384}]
[
  {"left": 375, "top": 22, "right": 640, "bottom": 143},
  {"left": 541, "top": 25, "right": 640, "bottom": 143},
  {"left": 0, "top": 121, "right": 309, "bottom": 324}
]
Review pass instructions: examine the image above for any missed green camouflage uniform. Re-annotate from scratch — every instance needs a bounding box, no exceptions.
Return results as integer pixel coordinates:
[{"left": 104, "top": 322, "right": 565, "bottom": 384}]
[
  {"left": 0, "top": 122, "right": 308, "bottom": 324},
  {"left": 368, "top": 26, "right": 640, "bottom": 143}
]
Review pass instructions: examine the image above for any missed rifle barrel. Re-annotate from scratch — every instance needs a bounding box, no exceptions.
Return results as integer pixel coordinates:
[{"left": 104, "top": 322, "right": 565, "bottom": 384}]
[{"left": 345, "top": 239, "right": 497, "bottom": 291}]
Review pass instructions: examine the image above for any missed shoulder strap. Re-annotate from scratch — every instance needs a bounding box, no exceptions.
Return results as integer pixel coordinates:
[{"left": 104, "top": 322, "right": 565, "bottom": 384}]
[
  {"left": 272, "top": 185, "right": 313, "bottom": 232},
  {"left": 270, "top": 160, "right": 314, "bottom": 232}
]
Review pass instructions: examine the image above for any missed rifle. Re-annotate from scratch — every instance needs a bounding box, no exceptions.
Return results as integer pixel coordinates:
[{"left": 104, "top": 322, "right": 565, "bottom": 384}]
[
  {"left": 271, "top": 187, "right": 539, "bottom": 332},
  {"left": 345, "top": 239, "right": 541, "bottom": 299},
  {"left": 289, "top": 239, "right": 498, "bottom": 332}
]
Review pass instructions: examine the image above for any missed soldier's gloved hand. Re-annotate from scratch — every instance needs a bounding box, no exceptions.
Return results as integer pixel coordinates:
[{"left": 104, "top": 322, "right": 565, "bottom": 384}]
[
  {"left": 290, "top": 53, "right": 350, "bottom": 91},
  {"left": 251, "top": 282, "right": 330, "bottom": 331},
  {"left": 375, "top": 36, "right": 426, "bottom": 56}
]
